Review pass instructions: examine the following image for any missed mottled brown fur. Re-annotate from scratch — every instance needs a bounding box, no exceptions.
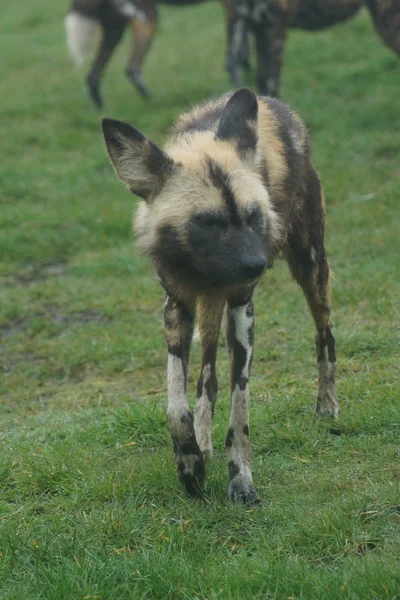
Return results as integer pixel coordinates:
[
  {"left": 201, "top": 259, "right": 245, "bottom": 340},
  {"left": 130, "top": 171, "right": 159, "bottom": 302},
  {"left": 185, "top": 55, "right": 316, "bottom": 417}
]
[{"left": 101, "top": 88, "right": 338, "bottom": 503}]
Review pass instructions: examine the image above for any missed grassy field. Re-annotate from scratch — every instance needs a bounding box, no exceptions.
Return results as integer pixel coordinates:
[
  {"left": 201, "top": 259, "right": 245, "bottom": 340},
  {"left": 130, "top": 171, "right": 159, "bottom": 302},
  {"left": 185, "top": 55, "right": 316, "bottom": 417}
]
[{"left": 1, "top": 1, "right": 400, "bottom": 598}]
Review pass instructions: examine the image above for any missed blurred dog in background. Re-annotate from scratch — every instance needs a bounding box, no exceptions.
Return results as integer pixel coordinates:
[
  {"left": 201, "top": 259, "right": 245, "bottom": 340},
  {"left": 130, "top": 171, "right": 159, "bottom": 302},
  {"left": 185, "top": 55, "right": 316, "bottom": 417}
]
[
  {"left": 228, "top": 0, "right": 400, "bottom": 97},
  {"left": 66, "top": 0, "right": 239, "bottom": 107}
]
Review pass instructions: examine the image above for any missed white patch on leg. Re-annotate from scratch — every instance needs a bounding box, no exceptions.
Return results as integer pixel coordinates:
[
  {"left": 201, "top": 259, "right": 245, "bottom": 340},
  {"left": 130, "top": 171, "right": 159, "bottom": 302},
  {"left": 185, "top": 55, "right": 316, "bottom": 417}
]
[
  {"left": 111, "top": 0, "right": 146, "bottom": 20},
  {"left": 194, "top": 364, "right": 213, "bottom": 459},
  {"left": 65, "top": 12, "right": 98, "bottom": 67},
  {"left": 231, "top": 304, "right": 253, "bottom": 378},
  {"left": 166, "top": 353, "right": 189, "bottom": 438},
  {"left": 316, "top": 348, "right": 339, "bottom": 418},
  {"left": 310, "top": 246, "right": 317, "bottom": 264}
]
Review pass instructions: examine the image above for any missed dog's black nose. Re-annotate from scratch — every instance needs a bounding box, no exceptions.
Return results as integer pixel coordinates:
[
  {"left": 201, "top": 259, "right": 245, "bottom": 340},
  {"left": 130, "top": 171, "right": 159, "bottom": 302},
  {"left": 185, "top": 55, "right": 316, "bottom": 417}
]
[{"left": 241, "top": 256, "right": 266, "bottom": 280}]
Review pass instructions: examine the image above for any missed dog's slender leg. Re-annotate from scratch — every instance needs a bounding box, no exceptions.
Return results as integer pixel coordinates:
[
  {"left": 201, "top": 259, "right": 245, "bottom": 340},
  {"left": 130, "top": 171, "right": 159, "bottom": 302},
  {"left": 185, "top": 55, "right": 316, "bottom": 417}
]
[
  {"left": 226, "top": 16, "right": 247, "bottom": 86},
  {"left": 222, "top": 0, "right": 250, "bottom": 74},
  {"left": 194, "top": 296, "right": 225, "bottom": 462},
  {"left": 254, "top": 24, "right": 286, "bottom": 97},
  {"left": 125, "top": 5, "right": 157, "bottom": 99},
  {"left": 285, "top": 166, "right": 339, "bottom": 418},
  {"left": 87, "top": 17, "right": 125, "bottom": 108},
  {"left": 365, "top": 0, "right": 400, "bottom": 58},
  {"left": 164, "top": 295, "right": 205, "bottom": 497},
  {"left": 225, "top": 298, "right": 260, "bottom": 504}
]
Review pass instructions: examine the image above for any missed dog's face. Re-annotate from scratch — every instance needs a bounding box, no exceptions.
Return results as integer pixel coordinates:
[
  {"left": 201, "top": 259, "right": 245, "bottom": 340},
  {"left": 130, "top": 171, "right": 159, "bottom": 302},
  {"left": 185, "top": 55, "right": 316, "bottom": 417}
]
[{"left": 102, "top": 89, "right": 281, "bottom": 290}]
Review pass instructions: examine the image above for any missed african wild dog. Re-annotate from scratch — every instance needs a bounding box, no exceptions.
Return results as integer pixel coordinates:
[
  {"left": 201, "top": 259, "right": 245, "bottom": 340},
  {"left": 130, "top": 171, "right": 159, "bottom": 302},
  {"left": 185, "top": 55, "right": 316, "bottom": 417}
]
[
  {"left": 228, "top": 0, "right": 400, "bottom": 96},
  {"left": 65, "top": 0, "right": 240, "bottom": 108},
  {"left": 101, "top": 88, "right": 338, "bottom": 503}
]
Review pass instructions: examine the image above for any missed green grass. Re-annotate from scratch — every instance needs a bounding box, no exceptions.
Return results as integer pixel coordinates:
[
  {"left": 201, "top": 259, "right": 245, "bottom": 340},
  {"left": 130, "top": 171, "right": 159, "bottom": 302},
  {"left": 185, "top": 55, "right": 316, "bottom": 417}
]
[{"left": 1, "top": 1, "right": 400, "bottom": 598}]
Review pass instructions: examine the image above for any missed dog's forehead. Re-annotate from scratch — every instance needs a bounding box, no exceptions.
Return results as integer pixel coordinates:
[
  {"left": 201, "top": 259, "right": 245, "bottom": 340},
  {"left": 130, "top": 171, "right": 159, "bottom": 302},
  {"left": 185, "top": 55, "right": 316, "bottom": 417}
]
[{"left": 167, "top": 131, "right": 241, "bottom": 174}]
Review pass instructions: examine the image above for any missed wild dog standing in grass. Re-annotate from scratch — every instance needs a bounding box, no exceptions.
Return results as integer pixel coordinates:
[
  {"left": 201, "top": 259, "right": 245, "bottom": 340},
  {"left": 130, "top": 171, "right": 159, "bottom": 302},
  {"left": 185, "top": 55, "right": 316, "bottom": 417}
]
[
  {"left": 65, "top": 0, "right": 240, "bottom": 108},
  {"left": 101, "top": 88, "right": 338, "bottom": 503},
  {"left": 228, "top": 0, "right": 400, "bottom": 96}
]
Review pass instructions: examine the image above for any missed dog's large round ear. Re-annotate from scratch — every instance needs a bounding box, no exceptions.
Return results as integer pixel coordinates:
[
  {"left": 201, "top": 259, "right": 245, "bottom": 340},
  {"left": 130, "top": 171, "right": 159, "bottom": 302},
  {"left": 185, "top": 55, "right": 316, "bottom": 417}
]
[
  {"left": 216, "top": 88, "right": 258, "bottom": 160},
  {"left": 102, "top": 118, "right": 175, "bottom": 201}
]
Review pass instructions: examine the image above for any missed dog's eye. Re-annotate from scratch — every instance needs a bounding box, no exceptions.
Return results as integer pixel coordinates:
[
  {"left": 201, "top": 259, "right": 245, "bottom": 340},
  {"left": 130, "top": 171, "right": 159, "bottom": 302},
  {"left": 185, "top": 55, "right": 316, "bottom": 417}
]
[
  {"left": 246, "top": 206, "right": 263, "bottom": 229},
  {"left": 194, "top": 213, "right": 226, "bottom": 229}
]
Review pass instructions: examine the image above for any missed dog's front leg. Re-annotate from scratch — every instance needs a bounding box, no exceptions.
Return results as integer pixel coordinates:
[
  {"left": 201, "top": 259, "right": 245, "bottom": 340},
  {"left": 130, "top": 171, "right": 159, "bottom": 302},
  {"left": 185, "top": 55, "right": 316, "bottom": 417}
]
[
  {"left": 164, "top": 295, "right": 205, "bottom": 497},
  {"left": 225, "top": 298, "right": 260, "bottom": 504},
  {"left": 194, "top": 296, "right": 225, "bottom": 462}
]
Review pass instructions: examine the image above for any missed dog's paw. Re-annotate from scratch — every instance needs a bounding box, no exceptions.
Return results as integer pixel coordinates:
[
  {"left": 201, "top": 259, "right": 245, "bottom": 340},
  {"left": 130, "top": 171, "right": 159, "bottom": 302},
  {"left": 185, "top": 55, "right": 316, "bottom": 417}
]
[{"left": 227, "top": 473, "right": 261, "bottom": 505}]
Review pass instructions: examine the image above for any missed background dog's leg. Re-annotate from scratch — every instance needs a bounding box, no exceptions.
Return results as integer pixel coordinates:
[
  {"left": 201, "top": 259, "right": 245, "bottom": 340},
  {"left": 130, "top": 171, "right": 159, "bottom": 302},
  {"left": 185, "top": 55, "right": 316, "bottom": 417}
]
[
  {"left": 222, "top": 0, "right": 250, "bottom": 74},
  {"left": 285, "top": 166, "right": 339, "bottom": 418},
  {"left": 226, "top": 16, "right": 247, "bottom": 86},
  {"left": 365, "top": 0, "right": 400, "bottom": 58},
  {"left": 164, "top": 295, "right": 205, "bottom": 497},
  {"left": 225, "top": 299, "right": 260, "bottom": 504},
  {"left": 194, "top": 297, "right": 225, "bottom": 462},
  {"left": 125, "top": 5, "right": 157, "bottom": 99},
  {"left": 87, "top": 17, "right": 125, "bottom": 108},
  {"left": 254, "top": 24, "right": 286, "bottom": 97}
]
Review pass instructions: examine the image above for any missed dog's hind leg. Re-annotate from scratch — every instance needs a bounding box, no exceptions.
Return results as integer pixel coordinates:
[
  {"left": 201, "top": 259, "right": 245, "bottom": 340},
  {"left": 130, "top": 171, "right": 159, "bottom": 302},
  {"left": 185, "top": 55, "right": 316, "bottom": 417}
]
[
  {"left": 365, "top": 0, "right": 400, "bottom": 58},
  {"left": 87, "top": 15, "right": 125, "bottom": 107},
  {"left": 253, "top": 23, "right": 286, "bottom": 97},
  {"left": 194, "top": 296, "right": 225, "bottom": 462},
  {"left": 164, "top": 295, "right": 206, "bottom": 497},
  {"left": 125, "top": 5, "right": 157, "bottom": 99},
  {"left": 285, "top": 166, "right": 339, "bottom": 418}
]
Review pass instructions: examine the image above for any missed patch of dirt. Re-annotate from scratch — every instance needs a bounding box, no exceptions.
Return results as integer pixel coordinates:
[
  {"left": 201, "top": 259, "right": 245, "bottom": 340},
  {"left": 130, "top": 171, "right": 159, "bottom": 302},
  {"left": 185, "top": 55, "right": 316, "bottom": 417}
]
[
  {"left": 0, "top": 309, "right": 112, "bottom": 340},
  {"left": 0, "top": 318, "right": 26, "bottom": 339},
  {"left": 1, "top": 260, "right": 67, "bottom": 286},
  {"left": 52, "top": 309, "right": 112, "bottom": 326}
]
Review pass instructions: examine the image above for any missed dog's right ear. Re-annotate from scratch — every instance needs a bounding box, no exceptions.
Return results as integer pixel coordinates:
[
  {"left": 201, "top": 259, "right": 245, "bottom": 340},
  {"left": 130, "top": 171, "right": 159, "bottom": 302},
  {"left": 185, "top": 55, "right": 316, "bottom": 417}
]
[{"left": 102, "top": 118, "right": 175, "bottom": 201}]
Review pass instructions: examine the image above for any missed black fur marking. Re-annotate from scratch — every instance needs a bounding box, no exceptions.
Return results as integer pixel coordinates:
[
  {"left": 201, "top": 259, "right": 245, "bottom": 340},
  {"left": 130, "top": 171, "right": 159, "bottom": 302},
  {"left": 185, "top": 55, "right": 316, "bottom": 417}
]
[
  {"left": 180, "top": 412, "right": 194, "bottom": 425},
  {"left": 155, "top": 225, "right": 195, "bottom": 275},
  {"left": 326, "top": 328, "right": 336, "bottom": 363},
  {"left": 237, "top": 375, "right": 248, "bottom": 391},
  {"left": 245, "top": 204, "right": 265, "bottom": 237},
  {"left": 192, "top": 211, "right": 228, "bottom": 231},
  {"left": 197, "top": 363, "right": 218, "bottom": 412},
  {"left": 248, "top": 324, "right": 254, "bottom": 348},
  {"left": 207, "top": 159, "right": 241, "bottom": 226},
  {"left": 227, "top": 313, "right": 248, "bottom": 392},
  {"left": 216, "top": 88, "right": 258, "bottom": 156},
  {"left": 316, "top": 328, "right": 336, "bottom": 364},
  {"left": 228, "top": 288, "right": 256, "bottom": 307},
  {"left": 146, "top": 139, "right": 175, "bottom": 177},
  {"left": 178, "top": 105, "right": 226, "bottom": 134},
  {"left": 196, "top": 373, "right": 203, "bottom": 399},
  {"left": 243, "top": 424, "right": 249, "bottom": 436},
  {"left": 130, "top": 186, "right": 151, "bottom": 198},
  {"left": 228, "top": 460, "right": 240, "bottom": 480},
  {"left": 180, "top": 438, "right": 200, "bottom": 455},
  {"left": 167, "top": 345, "right": 183, "bottom": 359},
  {"left": 260, "top": 97, "right": 304, "bottom": 199},
  {"left": 102, "top": 118, "right": 146, "bottom": 153},
  {"left": 225, "top": 427, "right": 235, "bottom": 449},
  {"left": 292, "top": 0, "right": 362, "bottom": 30}
]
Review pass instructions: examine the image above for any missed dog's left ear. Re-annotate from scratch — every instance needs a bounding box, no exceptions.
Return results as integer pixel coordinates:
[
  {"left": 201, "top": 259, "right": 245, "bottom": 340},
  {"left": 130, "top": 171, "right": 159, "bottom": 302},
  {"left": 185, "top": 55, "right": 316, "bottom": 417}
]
[
  {"left": 216, "top": 88, "right": 258, "bottom": 161},
  {"left": 102, "top": 118, "right": 175, "bottom": 202}
]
